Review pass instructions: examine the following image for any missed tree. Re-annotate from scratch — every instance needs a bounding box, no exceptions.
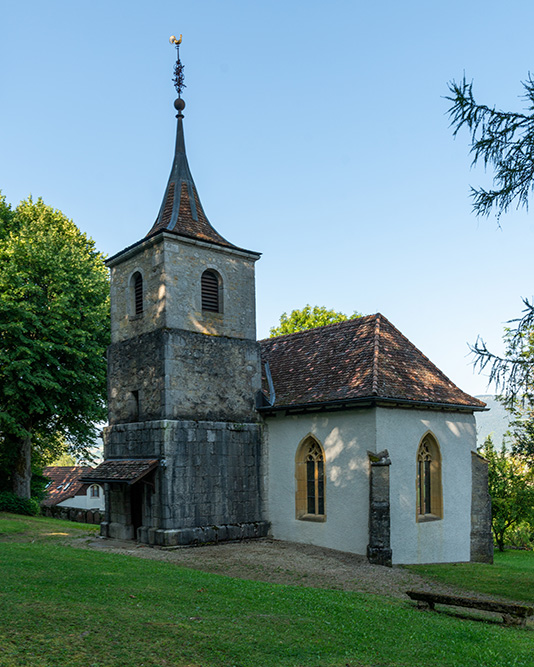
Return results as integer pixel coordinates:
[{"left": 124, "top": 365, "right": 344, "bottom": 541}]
[
  {"left": 447, "top": 76, "right": 534, "bottom": 408},
  {"left": 446, "top": 75, "right": 534, "bottom": 219},
  {"left": 269, "top": 305, "right": 362, "bottom": 337},
  {"left": 471, "top": 298, "right": 534, "bottom": 408},
  {"left": 510, "top": 409, "right": 534, "bottom": 463},
  {"left": 0, "top": 194, "right": 109, "bottom": 498},
  {"left": 480, "top": 436, "right": 534, "bottom": 551}
]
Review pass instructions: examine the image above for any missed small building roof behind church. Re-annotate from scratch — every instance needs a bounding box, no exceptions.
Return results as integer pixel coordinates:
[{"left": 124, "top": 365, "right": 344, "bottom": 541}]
[
  {"left": 42, "top": 466, "right": 94, "bottom": 507},
  {"left": 259, "top": 314, "right": 486, "bottom": 412}
]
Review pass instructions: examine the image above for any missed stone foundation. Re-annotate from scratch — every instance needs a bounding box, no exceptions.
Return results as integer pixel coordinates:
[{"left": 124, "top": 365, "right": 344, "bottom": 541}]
[
  {"left": 102, "top": 419, "right": 268, "bottom": 544},
  {"left": 138, "top": 520, "right": 270, "bottom": 546}
]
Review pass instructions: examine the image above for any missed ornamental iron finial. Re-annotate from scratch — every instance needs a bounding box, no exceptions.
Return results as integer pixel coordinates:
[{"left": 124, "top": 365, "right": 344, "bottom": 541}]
[{"left": 169, "top": 34, "right": 186, "bottom": 106}]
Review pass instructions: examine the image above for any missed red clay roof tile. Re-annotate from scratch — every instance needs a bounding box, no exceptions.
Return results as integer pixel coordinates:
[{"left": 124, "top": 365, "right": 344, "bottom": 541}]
[
  {"left": 42, "top": 466, "right": 94, "bottom": 507},
  {"left": 145, "top": 114, "right": 238, "bottom": 250},
  {"left": 81, "top": 459, "right": 159, "bottom": 484},
  {"left": 259, "top": 314, "right": 486, "bottom": 411}
]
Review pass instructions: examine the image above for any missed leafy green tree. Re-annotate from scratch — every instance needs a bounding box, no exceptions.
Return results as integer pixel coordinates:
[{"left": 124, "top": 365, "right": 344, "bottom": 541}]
[
  {"left": 510, "top": 410, "right": 534, "bottom": 462},
  {"left": 0, "top": 194, "right": 109, "bottom": 498},
  {"left": 479, "top": 436, "right": 534, "bottom": 551},
  {"left": 269, "top": 305, "right": 362, "bottom": 337},
  {"left": 49, "top": 451, "right": 78, "bottom": 467}
]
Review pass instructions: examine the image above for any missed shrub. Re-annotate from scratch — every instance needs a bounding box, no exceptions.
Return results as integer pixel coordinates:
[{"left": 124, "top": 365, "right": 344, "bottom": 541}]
[
  {"left": 0, "top": 491, "right": 40, "bottom": 516},
  {"left": 504, "top": 522, "right": 534, "bottom": 550}
]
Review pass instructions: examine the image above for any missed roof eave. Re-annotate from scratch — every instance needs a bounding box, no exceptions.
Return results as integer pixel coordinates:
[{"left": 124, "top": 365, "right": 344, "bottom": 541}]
[
  {"left": 106, "top": 230, "right": 261, "bottom": 267},
  {"left": 80, "top": 459, "right": 160, "bottom": 485},
  {"left": 257, "top": 395, "right": 488, "bottom": 416}
]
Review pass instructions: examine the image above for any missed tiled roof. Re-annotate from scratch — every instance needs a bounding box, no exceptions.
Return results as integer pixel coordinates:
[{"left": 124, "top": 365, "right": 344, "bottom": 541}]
[
  {"left": 42, "top": 466, "right": 94, "bottom": 507},
  {"left": 81, "top": 459, "right": 159, "bottom": 484},
  {"left": 259, "top": 314, "right": 486, "bottom": 411},
  {"left": 145, "top": 114, "right": 237, "bottom": 250}
]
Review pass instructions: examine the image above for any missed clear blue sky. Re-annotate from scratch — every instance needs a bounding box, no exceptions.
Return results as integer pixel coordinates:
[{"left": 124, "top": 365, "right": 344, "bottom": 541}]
[{"left": 2, "top": 1, "right": 533, "bottom": 397}]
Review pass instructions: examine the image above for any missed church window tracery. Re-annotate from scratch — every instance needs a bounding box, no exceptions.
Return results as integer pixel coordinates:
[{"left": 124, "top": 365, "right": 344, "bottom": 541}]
[
  {"left": 296, "top": 436, "right": 326, "bottom": 521},
  {"left": 416, "top": 434, "right": 443, "bottom": 521}
]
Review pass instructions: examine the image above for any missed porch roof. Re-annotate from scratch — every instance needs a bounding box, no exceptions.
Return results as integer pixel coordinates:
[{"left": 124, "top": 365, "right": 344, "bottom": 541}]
[{"left": 80, "top": 459, "right": 159, "bottom": 485}]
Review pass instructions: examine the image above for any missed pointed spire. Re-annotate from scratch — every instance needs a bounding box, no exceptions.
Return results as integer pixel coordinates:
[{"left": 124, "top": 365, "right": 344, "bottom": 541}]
[{"left": 146, "top": 36, "right": 235, "bottom": 249}]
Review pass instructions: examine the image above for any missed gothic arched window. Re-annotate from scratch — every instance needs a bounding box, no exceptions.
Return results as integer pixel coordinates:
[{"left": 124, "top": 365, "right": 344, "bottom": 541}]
[
  {"left": 295, "top": 436, "right": 326, "bottom": 521},
  {"left": 201, "top": 269, "right": 221, "bottom": 312},
  {"left": 416, "top": 434, "right": 443, "bottom": 521}
]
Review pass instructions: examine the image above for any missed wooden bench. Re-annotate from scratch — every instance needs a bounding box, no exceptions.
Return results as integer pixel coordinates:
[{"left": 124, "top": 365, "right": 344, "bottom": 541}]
[{"left": 406, "top": 590, "right": 534, "bottom": 626}]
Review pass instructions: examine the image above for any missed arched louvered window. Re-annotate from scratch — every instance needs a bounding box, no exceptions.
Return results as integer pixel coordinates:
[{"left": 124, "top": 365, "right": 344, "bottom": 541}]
[
  {"left": 201, "top": 270, "right": 221, "bottom": 313},
  {"left": 416, "top": 434, "right": 443, "bottom": 521},
  {"left": 132, "top": 272, "right": 143, "bottom": 315},
  {"left": 295, "top": 436, "right": 326, "bottom": 521}
]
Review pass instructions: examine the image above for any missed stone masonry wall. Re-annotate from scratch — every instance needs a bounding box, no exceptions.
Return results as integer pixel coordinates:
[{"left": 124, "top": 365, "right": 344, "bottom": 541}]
[
  {"left": 470, "top": 451, "right": 494, "bottom": 563},
  {"left": 107, "top": 329, "right": 261, "bottom": 424},
  {"left": 103, "top": 419, "right": 268, "bottom": 545},
  {"left": 109, "top": 236, "right": 166, "bottom": 344},
  {"left": 164, "top": 329, "right": 261, "bottom": 422},
  {"left": 107, "top": 330, "right": 166, "bottom": 424},
  {"left": 108, "top": 233, "right": 258, "bottom": 345},
  {"left": 367, "top": 450, "right": 392, "bottom": 567}
]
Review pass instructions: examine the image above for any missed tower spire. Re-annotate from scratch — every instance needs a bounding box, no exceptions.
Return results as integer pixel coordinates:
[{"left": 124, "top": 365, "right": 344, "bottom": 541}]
[{"left": 146, "top": 36, "right": 235, "bottom": 248}]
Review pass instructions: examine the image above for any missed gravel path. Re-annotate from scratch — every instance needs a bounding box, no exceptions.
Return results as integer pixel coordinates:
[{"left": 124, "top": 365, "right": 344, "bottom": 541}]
[{"left": 80, "top": 536, "right": 470, "bottom": 600}]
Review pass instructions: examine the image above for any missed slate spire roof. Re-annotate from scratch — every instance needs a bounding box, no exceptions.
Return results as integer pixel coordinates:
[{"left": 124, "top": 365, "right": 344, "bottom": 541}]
[{"left": 259, "top": 314, "right": 486, "bottom": 411}]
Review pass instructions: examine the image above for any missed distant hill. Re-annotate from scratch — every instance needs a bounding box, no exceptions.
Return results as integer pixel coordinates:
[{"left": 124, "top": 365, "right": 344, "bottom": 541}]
[{"left": 474, "top": 395, "right": 511, "bottom": 447}]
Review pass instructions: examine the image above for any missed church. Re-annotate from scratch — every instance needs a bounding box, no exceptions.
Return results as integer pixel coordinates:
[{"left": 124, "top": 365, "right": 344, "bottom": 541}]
[{"left": 83, "top": 43, "right": 493, "bottom": 566}]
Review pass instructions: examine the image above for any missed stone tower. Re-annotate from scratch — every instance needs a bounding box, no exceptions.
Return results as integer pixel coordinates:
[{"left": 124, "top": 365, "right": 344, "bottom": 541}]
[{"left": 85, "top": 41, "right": 269, "bottom": 545}]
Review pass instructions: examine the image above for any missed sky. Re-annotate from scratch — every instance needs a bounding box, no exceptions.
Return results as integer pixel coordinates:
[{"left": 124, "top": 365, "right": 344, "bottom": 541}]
[{"left": 2, "top": 1, "right": 534, "bottom": 398}]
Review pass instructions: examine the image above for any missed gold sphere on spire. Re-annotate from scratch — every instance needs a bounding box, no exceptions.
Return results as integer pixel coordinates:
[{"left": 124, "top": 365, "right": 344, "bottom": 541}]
[{"left": 169, "top": 35, "right": 182, "bottom": 45}]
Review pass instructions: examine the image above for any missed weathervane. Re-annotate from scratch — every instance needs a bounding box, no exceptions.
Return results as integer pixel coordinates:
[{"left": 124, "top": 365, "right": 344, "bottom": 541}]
[{"left": 169, "top": 34, "right": 186, "bottom": 111}]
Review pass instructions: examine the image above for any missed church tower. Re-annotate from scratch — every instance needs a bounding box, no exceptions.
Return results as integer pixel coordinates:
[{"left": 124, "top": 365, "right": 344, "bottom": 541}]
[{"left": 87, "top": 38, "right": 268, "bottom": 545}]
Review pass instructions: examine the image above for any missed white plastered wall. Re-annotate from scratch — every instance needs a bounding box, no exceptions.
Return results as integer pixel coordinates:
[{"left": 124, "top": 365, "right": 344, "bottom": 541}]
[
  {"left": 264, "top": 409, "right": 375, "bottom": 555},
  {"left": 57, "top": 485, "right": 105, "bottom": 511},
  {"left": 377, "top": 407, "right": 477, "bottom": 564},
  {"left": 264, "top": 406, "right": 478, "bottom": 564}
]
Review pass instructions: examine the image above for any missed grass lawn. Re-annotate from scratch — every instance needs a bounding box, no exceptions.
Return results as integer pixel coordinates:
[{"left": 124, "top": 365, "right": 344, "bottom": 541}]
[
  {"left": 0, "top": 513, "right": 532, "bottom": 667},
  {"left": 406, "top": 550, "right": 534, "bottom": 604}
]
